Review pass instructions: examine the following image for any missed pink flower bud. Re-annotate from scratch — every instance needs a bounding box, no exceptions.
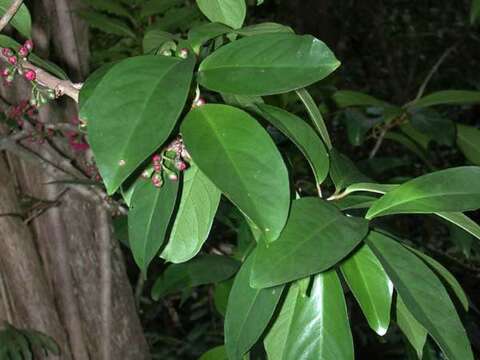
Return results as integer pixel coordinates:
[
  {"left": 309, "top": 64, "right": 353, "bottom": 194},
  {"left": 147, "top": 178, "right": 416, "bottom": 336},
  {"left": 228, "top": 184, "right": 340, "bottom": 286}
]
[
  {"left": 193, "top": 97, "right": 206, "bottom": 108},
  {"left": 152, "top": 154, "right": 162, "bottom": 164},
  {"left": 168, "top": 173, "right": 178, "bottom": 181},
  {"left": 175, "top": 160, "right": 187, "bottom": 171},
  {"left": 24, "top": 40, "right": 33, "bottom": 52},
  {"left": 18, "top": 46, "right": 29, "bottom": 57},
  {"left": 152, "top": 174, "right": 163, "bottom": 188},
  {"left": 24, "top": 70, "right": 36, "bottom": 81},
  {"left": 178, "top": 48, "right": 189, "bottom": 59},
  {"left": 1, "top": 68, "right": 9, "bottom": 77},
  {"left": 1, "top": 48, "right": 12, "bottom": 57},
  {"left": 8, "top": 56, "right": 17, "bottom": 65}
]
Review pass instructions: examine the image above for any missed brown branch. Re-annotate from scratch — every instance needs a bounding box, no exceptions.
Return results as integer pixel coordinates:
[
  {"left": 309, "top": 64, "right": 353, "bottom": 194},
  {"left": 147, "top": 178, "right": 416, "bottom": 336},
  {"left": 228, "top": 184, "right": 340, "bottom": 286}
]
[{"left": 0, "top": 0, "right": 23, "bottom": 33}]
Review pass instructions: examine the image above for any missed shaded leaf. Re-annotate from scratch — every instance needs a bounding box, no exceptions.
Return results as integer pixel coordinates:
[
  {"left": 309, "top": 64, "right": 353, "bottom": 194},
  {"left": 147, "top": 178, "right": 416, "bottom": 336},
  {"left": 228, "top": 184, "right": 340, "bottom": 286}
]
[
  {"left": 330, "top": 149, "right": 370, "bottom": 191},
  {"left": 397, "top": 296, "right": 427, "bottom": 359},
  {"left": 333, "top": 90, "right": 390, "bottom": 108},
  {"left": 457, "top": 124, "right": 480, "bottom": 165},
  {"left": 196, "top": 0, "right": 246, "bottom": 29},
  {"left": 0, "top": 0, "right": 31, "bottom": 37},
  {"left": 410, "top": 90, "right": 480, "bottom": 108}
]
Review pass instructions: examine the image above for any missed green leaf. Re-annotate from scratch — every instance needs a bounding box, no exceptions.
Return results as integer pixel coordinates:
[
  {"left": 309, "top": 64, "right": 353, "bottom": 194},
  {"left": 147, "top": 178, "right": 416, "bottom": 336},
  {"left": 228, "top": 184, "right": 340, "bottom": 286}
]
[
  {"left": 235, "top": 22, "right": 293, "bottom": 36},
  {"left": 397, "top": 296, "right": 427, "bottom": 359},
  {"left": 214, "top": 279, "right": 233, "bottom": 316},
  {"left": 457, "top": 124, "right": 480, "bottom": 165},
  {"left": 198, "top": 33, "right": 340, "bottom": 96},
  {"left": 142, "top": 29, "right": 174, "bottom": 54},
  {"left": 79, "top": 62, "right": 115, "bottom": 111},
  {"left": 196, "top": 0, "right": 246, "bottom": 29},
  {"left": 266, "top": 272, "right": 354, "bottom": 360},
  {"left": 199, "top": 346, "right": 228, "bottom": 360},
  {"left": 472, "top": 0, "right": 480, "bottom": 24},
  {"left": 333, "top": 90, "right": 390, "bottom": 108},
  {"left": 340, "top": 245, "right": 393, "bottom": 336},
  {"left": 188, "top": 22, "right": 231, "bottom": 50},
  {"left": 0, "top": 0, "right": 31, "bottom": 38},
  {"left": 181, "top": 104, "right": 290, "bottom": 243},
  {"left": 82, "top": 0, "right": 132, "bottom": 20},
  {"left": 128, "top": 179, "right": 179, "bottom": 273},
  {"left": 409, "top": 108, "right": 455, "bottom": 146},
  {"left": 79, "top": 10, "right": 136, "bottom": 38},
  {"left": 410, "top": 90, "right": 480, "bottom": 108},
  {"left": 436, "top": 212, "right": 480, "bottom": 242},
  {"left": 330, "top": 149, "right": 370, "bottom": 191},
  {"left": 367, "top": 231, "right": 473, "bottom": 360},
  {"left": 141, "top": 0, "right": 183, "bottom": 17},
  {"left": 296, "top": 88, "right": 333, "bottom": 149},
  {"left": 82, "top": 55, "right": 194, "bottom": 194},
  {"left": 251, "top": 198, "right": 369, "bottom": 288},
  {"left": 342, "top": 109, "right": 383, "bottom": 146},
  {"left": 161, "top": 163, "right": 221, "bottom": 263},
  {"left": 366, "top": 167, "right": 480, "bottom": 219},
  {"left": 335, "top": 195, "right": 377, "bottom": 211},
  {"left": 408, "top": 247, "right": 468, "bottom": 310},
  {"left": 151, "top": 254, "right": 239, "bottom": 300},
  {"left": 225, "top": 254, "right": 284, "bottom": 360},
  {"left": 258, "top": 104, "right": 330, "bottom": 185}
]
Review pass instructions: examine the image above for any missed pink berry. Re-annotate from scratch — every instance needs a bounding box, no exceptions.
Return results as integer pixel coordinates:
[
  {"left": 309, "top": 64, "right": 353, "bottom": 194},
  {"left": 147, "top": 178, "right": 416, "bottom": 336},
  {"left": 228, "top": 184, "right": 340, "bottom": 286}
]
[
  {"left": 24, "top": 40, "right": 33, "bottom": 52},
  {"left": 24, "top": 70, "right": 36, "bottom": 81},
  {"left": 18, "top": 46, "right": 29, "bottom": 57},
  {"left": 175, "top": 160, "right": 187, "bottom": 171},
  {"left": 8, "top": 56, "right": 17, "bottom": 65}
]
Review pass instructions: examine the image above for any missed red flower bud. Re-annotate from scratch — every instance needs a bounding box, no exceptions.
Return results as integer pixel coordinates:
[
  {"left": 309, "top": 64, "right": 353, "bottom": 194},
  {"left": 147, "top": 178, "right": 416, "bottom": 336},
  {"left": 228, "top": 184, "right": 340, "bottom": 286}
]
[
  {"left": 152, "top": 154, "right": 162, "bottom": 164},
  {"left": 152, "top": 174, "right": 163, "bottom": 188},
  {"left": 1, "top": 68, "right": 9, "bottom": 77},
  {"left": 175, "top": 160, "right": 187, "bottom": 171},
  {"left": 18, "top": 46, "right": 29, "bottom": 57},
  {"left": 8, "top": 56, "right": 17, "bottom": 65},
  {"left": 24, "top": 40, "right": 33, "bottom": 52},
  {"left": 24, "top": 70, "right": 36, "bottom": 81}
]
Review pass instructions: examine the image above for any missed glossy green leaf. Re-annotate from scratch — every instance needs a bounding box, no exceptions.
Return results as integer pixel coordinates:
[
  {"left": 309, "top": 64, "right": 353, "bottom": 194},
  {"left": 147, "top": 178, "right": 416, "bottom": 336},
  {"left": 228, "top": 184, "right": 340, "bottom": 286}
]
[
  {"left": 258, "top": 104, "right": 329, "bottom": 185},
  {"left": 128, "top": 179, "right": 179, "bottom": 273},
  {"left": 341, "top": 245, "right": 393, "bottom": 336},
  {"left": 151, "top": 254, "right": 239, "bottom": 300},
  {"left": 142, "top": 29, "right": 174, "bottom": 54},
  {"left": 397, "top": 296, "right": 427, "bottom": 359},
  {"left": 198, "top": 33, "right": 340, "bottom": 96},
  {"left": 0, "top": 0, "right": 31, "bottom": 38},
  {"left": 82, "top": 55, "right": 194, "bottom": 194},
  {"left": 333, "top": 90, "right": 390, "bottom": 108},
  {"left": 408, "top": 247, "right": 468, "bottom": 310},
  {"left": 410, "top": 90, "right": 480, "bottom": 108},
  {"left": 188, "top": 22, "right": 231, "bottom": 50},
  {"left": 196, "top": 0, "right": 246, "bottom": 29},
  {"left": 199, "top": 346, "right": 228, "bottom": 360},
  {"left": 181, "top": 104, "right": 290, "bottom": 242},
  {"left": 266, "top": 272, "right": 353, "bottom": 360},
  {"left": 235, "top": 22, "right": 293, "bottom": 36},
  {"left": 225, "top": 254, "right": 284, "bottom": 360},
  {"left": 367, "top": 231, "right": 473, "bottom": 360},
  {"left": 213, "top": 279, "right": 233, "bottom": 316},
  {"left": 161, "top": 163, "right": 221, "bottom": 263},
  {"left": 457, "top": 124, "right": 480, "bottom": 165},
  {"left": 366, "top": 167, "right": 480, "bottom": 219},
  {"left": 251, "top": 198, "right": 369, "bottom": 288},
  {"left": 296, "top": 88, "right": 332, "bottom": 149},
  {"left": 335, "top": 195, "right": 377, "bottom": 211},
  {"left": 79, "top": 62, "right": 115, "bottom": 111},
  {"left": 330, "top": 149, "right": 370, "bottom": 191},
  {"left": 436, "top": 212, "right": 480, "bottom": 242}
]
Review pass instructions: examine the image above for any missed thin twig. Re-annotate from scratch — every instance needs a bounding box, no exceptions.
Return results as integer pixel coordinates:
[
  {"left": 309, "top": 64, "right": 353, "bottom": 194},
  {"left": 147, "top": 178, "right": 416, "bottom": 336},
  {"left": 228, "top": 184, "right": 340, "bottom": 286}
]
[
  {"left": 0, "top": 0, "right": 23, "bottom": 32},
  {"left": 368, "top": 127, "right": 388, "bottom": 159}
]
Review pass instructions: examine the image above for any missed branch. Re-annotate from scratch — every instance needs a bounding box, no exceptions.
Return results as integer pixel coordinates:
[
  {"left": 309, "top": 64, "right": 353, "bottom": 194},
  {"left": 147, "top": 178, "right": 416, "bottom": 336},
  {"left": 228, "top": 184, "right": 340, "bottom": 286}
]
[{"left": 0, "top": 0, "right": 23, "bottom": 32}]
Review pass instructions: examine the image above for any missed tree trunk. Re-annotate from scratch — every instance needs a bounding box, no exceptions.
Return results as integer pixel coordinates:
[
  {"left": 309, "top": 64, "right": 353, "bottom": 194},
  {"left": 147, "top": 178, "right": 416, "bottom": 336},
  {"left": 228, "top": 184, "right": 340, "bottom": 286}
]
[{"left": 0, "top": 1, "right": 150, "bottom": 358}]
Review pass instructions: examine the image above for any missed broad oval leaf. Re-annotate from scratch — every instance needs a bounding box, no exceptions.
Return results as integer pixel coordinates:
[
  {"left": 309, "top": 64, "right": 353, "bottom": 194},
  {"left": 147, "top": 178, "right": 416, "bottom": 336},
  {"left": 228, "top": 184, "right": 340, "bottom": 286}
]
[
  {"left": 128, "top": 179, "right": 179, "bottom": 273},
  {"left": 79, "top": 62, "right": 115, "bottom": 111},
  {"left": 225, "top": 254, "right": 284, "bottom": 360},
  {"left": 367, "top": 231, "right": 473, "bottom": 360},
  {"left": 366, "top": 166, "right": 480, "bottom": 219},
  {"left": 161, "top": 163, "right": 221, "bottom": 263},
  {"left": 188, "top": 22, "right": 231, "bottom": 50},
  {"left": 82, "top": 55, "right": 194, "bottom": 194},
  {"left": 266, "top": 272, "right": 354, "bottom": 360},
  {"left": 457, "top": 124, "right": 480, "bottom": 165},
  {"left": 0, "top": 0, "right": 31, "bottom": 38},
  {"left": 199, "top": 346, "right": 227, "bottom": 360},
  {"left": 410, "top": 90, "right": 480, "bottom": 108},
  {"left": 151, "top": 254, "right": 239, "bottom": 300},
  {"left": 340, "top": 245, "right": 393, "bottom": 336},
  {"left": 251, "top": 198, "right": 369, "bottom": 288},
  {"left": 196, "top": 0, "right": 246, "bottom": 29},
  {"left": 397, "top": 296, "right": 427, "bottom": 359},
  {"left": 258, "top": 104, "right": 329, "bottom": 185},
  {"left": 181, "top": 104, "right": 290, "bottom": 242},
  {"left": 198, "top": 33, "right": 340, "bottom": 96}
]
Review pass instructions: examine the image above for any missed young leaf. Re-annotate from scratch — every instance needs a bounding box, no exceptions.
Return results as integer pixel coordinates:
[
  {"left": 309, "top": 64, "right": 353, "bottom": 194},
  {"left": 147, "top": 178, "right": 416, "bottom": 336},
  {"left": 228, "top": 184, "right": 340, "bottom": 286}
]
[
  {"left": 196, "top": 0, "right": 246, "bottom": 29},
  {"left": 128, "top": 179, "right": 179, "bottom": 273},
  {"left": 410, "top": 90, "right": 480, "bottom": 108},
  {"left": 225, "top": 254, "right": 284, "bottom": 360},
  {"left": 82, "top": 55, "right": 194, "bottom": 194},
  {"left": 266, "top": 272, "right": 354, "bottom": 360},
  {"left": 161, "top": 163, "right": 221, "bottom": 263},
  {"left": 151, "top": 254, "right": 239, "bottom": 300},
  {"left": 181, "top": 104, "right": 290, "bottom": 243},
  {"left": 366, "top": 166, "right": 480, "bottom": 219},
  {"left": 251, "top": 198, "right": 369, "bottom": 288},
  {"left": 258, "top": 104, "right": 330, "bottom": 185},
  {"left": 367, "top": 231, "right": 473, "bottom": 360},
  {"left": 457, "top": 124, "right": 480, "bottom": 165},
  {"left": 397, "top": 296, "right": 427, "bottom": 359},
  {"left": 407, "top": 247, "right": 468, "bottom": 310},
  {"left": 340, "top": 245, "right": 393, "bottom": 336},
  {"left": 0, "top": 0, "right": 31, "bottom": 38},
  {"left": 198, "top": 33, "right": 340, "bottom": 96},
  {"left": 142, "top": 29, "right": 174, "bottom": 54},
  {"left": 296, "top": 88, "right": 333, "bottom": 149}
]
